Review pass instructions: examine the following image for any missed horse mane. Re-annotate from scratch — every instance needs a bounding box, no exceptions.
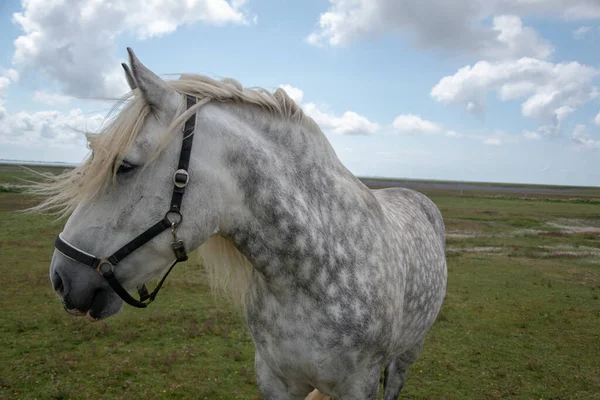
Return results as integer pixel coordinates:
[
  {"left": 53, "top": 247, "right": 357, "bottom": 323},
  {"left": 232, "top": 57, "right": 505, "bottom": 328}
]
[
  {"left": 29, "top": 74, "right": 317, "bottom": 216},
  {"left": 29, "top": 73, "right": 315, "bottom": 310},
  {"left": 171, "top": 74, "right": 315, "bottom": 130},
  {"left": 198, "top": 235, "right": 254, "bottom": 310}
]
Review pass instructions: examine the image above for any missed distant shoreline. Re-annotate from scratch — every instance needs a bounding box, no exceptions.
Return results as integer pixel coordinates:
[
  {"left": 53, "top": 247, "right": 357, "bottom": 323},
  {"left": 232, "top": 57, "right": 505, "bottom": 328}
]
[
  {"left": 1, "top": 159, "right": 597, "bottom": 191},
  {"left": 0, "top": 159, "right": 79, "bottom": 168}
]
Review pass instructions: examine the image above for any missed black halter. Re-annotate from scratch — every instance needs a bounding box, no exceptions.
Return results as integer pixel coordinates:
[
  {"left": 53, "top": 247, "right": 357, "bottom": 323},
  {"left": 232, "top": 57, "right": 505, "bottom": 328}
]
[{"left": 54, "top": 95, "right": 198, "bottom": 308}]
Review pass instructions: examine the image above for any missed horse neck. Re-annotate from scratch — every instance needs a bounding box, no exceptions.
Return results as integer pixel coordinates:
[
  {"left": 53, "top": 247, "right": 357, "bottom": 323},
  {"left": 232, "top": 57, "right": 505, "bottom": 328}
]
[{"left": 215, "top": 103, "right": 378, "bottom": 285}]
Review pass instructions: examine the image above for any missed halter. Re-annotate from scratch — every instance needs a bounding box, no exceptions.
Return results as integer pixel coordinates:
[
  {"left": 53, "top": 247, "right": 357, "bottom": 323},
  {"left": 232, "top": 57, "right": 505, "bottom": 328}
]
[{"left": 54, "top": 95, "right": 198, "bottom": 308}]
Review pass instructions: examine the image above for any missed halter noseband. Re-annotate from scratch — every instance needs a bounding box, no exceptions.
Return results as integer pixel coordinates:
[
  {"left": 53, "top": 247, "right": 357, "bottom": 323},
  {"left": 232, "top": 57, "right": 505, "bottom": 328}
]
[{"left": 54, "top": 95, "right": 198, "bottom": 308}]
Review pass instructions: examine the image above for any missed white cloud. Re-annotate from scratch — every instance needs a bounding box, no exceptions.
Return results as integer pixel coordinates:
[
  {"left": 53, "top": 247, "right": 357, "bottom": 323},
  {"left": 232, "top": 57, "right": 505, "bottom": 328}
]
[
  {"left": 392, "top": 114, "right": 442, "bottom": 134},
  {"left": 594, "top": 112, "right": 600, "bottom": 126},
  {"left": 1, "top": 68, "right": 19, "bottom": 82},
  {"left": 445, "top": 130, "right": 463, "bottom": 137},
  {"left": 523, "top": 130, "right": 542, "bottom": 140},
  {"left": 306, "top": 0, "right": 598, "bottom": 58},
  {"left": 484, "top": 137, "right": 502, "bottom": 145},
  {"left": 555, "top": 105, "right": 575, "bottom": 123},
  {"left": 11, "top": 0, "right": 250, "bottom": 98},
  {"left": 279, "top": 84, "right": 304, "bottom": 103},
  {"left": 431, "top": 58, "right": 599, "bottom": 131},
  {"left": 573, "top": 25, "right": 592, "bottom": 39},
  {"left": 278, "top": 84, "right": 379, "bottom": 135},
  {"left": 304, "top": 103, "right": 380, "bottom": 135},
  {"left": 0, "top": 68, "right": 19, "bottom": 99},
  {"left": 572, "top": 124, "right": 600, "bottom": 150},
  {"left": 0, "top": 77, "right": 9, "bottom": 98},
  {"left": 34, "top": 90, "right": 72, "bottom": 106},
  {"left": 0, "top": 108, "right": 104, "bottom": 148},
  {"left": 0, "top": 69, "right": 19, "bottom": 120},
  {"left": 483, "top": 15, "right": 553, "bottom": 60}
]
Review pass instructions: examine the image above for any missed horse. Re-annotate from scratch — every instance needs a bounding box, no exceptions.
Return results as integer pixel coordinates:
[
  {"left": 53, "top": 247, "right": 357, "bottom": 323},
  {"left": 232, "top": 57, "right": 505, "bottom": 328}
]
[{"left": 36, "top": 48, "right": 447, "bottom": 399}]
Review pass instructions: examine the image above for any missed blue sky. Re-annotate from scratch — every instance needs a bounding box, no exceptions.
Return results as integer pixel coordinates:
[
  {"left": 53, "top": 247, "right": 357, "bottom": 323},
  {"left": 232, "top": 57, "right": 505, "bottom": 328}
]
[{"left": 0, "top": 0, "right": 599, "bottom": 186}]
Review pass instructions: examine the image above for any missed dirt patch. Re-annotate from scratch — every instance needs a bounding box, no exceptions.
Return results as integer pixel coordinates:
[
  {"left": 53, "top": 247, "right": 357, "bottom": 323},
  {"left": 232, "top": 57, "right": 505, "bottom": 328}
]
[
  {"left": 547, "top": 222, "right": 600, "bottom": 233},
  {"left": 447, "top": 230, "right": 481, "bottom": 239},
  {"left": 447, "top": 246, "right": 503, "bottom": 253},
  {"left": 537, "top": 231, "right": 568, "bottom": 237},
  {"left": 539, "top": 244, "right": 599, "bottom": 251},
  {"left": 504, "top": 228, "right": 541, "bottom": 237},
  {"left": 447, "top": 244, "right": 600, "bottom": 259},
  {"left": 480, "top": 210, "right": 500, "bottom": 216},
  {"left": 544, "top": 251, "right": 600, "bottom": 259},
  {"left": 538, "top": 245, "right": 600, "bottom": 259}
]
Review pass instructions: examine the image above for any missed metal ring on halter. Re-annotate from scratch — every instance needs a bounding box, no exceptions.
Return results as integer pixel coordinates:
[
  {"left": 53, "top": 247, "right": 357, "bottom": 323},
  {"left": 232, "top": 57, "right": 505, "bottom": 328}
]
[
  {"left": 165, "top": 210, "right": 183, "bottom": 228},
  {"left": 97, "top": 259, "right": 113, "bottom": 275}
]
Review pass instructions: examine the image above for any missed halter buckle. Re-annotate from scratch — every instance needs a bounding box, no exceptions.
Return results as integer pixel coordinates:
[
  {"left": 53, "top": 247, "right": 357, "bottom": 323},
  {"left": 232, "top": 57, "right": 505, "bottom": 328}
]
[
  {"left": 173, "top": 169, "right": 189, "bottom": 188},
  {"left": 97, "top": 259, "right": 114, "bottom": 275}
]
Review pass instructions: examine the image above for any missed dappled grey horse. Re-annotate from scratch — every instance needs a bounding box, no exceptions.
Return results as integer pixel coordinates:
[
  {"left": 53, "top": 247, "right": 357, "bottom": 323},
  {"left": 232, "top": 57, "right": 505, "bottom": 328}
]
[{"left": 40, "top": 48, "right": 447, "bottom": 399}]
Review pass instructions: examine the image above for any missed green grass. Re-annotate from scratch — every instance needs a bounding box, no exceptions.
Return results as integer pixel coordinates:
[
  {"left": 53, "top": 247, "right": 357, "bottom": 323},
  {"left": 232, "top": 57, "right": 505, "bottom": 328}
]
[
  {"left": 1, "top": 195, "right": 260, "bottom": 400},
  {"left": 0, "top": 172, "right": 599, "bottom": 399},
  {"left": 362, "top": 175, "right": 600, "bottom": 192},
  {"left": 0, "top": 165, "right": 68, "bottom": 193}
]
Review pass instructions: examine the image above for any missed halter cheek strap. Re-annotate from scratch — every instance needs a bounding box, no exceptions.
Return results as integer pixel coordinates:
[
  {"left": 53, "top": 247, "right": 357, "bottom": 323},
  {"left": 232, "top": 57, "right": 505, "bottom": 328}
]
[{"left": 53, "top": 95, "right": 197, "bottom": 309}]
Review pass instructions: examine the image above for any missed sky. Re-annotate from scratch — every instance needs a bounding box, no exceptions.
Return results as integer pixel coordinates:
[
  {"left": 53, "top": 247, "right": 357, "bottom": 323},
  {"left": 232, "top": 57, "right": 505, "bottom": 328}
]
[{"left": 0, "top": 0, "right": 599, "bottom": 186}]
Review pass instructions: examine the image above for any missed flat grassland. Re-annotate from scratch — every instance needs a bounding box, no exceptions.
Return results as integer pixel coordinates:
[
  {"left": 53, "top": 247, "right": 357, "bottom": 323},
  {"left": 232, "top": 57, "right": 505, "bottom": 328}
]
[{"left": 0, "top": 167, "right": 599, "bottom": 399}]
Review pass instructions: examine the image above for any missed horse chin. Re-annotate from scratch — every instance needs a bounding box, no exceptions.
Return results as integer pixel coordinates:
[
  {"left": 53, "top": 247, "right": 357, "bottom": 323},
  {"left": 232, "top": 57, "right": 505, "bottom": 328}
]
[
  {"left": 64, "top": 307, "right": 86, "bottom": 317},
  {"left": 87, "top": 290, "right": 124, "bottom": 321},
  {"left": 62, "top": 290, "right": 124, "bottom": 321}
]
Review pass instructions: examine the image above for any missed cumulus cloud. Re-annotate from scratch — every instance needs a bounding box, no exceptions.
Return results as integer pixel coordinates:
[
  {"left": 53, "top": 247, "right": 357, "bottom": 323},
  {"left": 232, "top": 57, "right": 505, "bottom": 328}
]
[
  {"left": 303, "top": 103, "right": 380, "bottom": 135},
  {"left": 483, "top": 15, "right": 553, "bottom": 60},
  {"left": 279, "top": 84, "right": 304, "bottom": 103},
  {"left": 392, "top": 114, "right": 442, "bottom": 134},
  {"left": 0, "top": 68, "right": 20, "bottom": 121},
  {"left": 572, "top": 124, "right": 600, "bottom": 150},
  {"left": 0, "top": 68, "right": 19, "bottom": 98},
  {"left": 306, "top": 0, "right": 598, "bottom": 58},
  {"left": 34, "top": 90, "right": 72, "bottom": 106},
  {"left": 594, "top": 112, "right": 600, "bottom": 126},
  {"left": 0, "top": 77, "right": 10, "bottom": 98},
  {"left": 0, "top": 108, "right": 104, "bottom": 148},
  {"left": 0, "top": 50, "right": 96, "bottom": 154},
  {"left": 431, "top": 58, "right": 599, "bottom": 132},
  {"left": 1, "top": 68, "right": 19, "bottom": 82},
  {"left": 279, "top": 84, "right": 379, "bottom": 135},
  {"left": 11, "top": 0, "right": 251, "bottom": 98},
  {"left": 280, "top": 85, "right": 451, "bottom": 137}
]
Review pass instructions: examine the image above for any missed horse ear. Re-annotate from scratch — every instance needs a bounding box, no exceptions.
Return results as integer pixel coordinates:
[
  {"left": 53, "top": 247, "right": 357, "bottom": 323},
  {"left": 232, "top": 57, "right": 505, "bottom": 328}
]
[
  {"left": 126, "top": 47, "right": 175, "bottom": 109},
  {"left": 121, "top": 63, "right": 137, "bottom": 90}
]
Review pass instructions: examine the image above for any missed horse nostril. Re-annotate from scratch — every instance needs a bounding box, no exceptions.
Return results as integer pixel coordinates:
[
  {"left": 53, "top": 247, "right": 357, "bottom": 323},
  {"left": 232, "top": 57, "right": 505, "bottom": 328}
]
[{"left": 52, "top": 270, "right": 64, "bottom": 294}]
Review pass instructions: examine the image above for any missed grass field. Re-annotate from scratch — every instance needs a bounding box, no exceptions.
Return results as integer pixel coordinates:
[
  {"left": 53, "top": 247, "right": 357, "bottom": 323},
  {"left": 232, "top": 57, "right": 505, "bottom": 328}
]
[{"left": 0, "top": 167, "right": 599, "bottom": 399}]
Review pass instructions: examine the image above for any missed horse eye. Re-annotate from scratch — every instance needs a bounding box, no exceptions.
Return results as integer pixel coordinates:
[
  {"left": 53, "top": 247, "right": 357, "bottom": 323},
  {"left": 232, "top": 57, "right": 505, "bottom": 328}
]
[{"left": 116, "top": 160, "right": 137, "bottom": 175}]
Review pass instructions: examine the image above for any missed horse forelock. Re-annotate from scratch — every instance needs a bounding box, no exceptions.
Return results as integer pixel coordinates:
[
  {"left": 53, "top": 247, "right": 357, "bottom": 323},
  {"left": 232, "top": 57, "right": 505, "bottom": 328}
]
[{"left": 28, "top": 92, "right": 152, "bottom": 216}]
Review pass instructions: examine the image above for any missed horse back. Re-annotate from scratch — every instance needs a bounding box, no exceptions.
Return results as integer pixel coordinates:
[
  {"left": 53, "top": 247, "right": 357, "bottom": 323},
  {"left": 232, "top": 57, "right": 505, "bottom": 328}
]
[{"left": 372, "top": 187, "right": 445, "bottom": 246}]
